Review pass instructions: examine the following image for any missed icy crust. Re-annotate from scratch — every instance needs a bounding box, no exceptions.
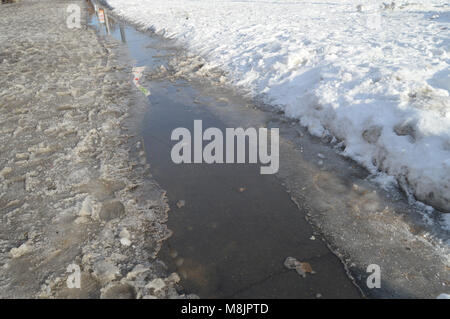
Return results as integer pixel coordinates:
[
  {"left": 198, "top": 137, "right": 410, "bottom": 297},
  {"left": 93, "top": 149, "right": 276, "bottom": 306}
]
[
  {"left": 105, "top": 0, "right": 450, "bottom": 213},
  {"left": 0, "top": 0, "right": 192, "bottom": 299}
]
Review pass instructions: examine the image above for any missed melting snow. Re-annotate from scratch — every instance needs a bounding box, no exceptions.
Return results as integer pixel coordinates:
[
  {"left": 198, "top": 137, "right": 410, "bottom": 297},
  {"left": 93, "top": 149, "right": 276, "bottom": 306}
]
[{"left": 105, "top": 0, "right": 450, "bottom": 213}]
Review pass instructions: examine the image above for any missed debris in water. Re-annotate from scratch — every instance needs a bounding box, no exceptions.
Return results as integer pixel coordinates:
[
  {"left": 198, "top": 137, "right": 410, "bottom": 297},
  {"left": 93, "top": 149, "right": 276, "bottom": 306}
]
[
  {"left": 132, "top": 66, "right": 150, "bottom": 96},
  {"left": 284, "top": 257, "right": 316, "bottom": 278},
  {"left": 176, "top": 200, "right": 186, "bottom": 208}
]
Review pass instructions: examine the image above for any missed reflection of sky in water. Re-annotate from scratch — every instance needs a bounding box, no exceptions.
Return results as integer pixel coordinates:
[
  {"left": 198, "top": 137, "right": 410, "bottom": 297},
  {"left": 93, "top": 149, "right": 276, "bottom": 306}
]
[
  {"left": 85, "top": 0, "right": 367, "bottom": 299},
  {"left": 87, "top": 1, "right": 122, "bottom": 38},
  {"left": 87, "top": 1, "right": 172, "bottom": 68}
]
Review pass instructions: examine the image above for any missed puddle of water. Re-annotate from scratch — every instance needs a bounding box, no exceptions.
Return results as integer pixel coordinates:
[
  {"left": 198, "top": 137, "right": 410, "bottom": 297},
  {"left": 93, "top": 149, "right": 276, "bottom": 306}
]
[
  {"left": 142, "top": 84, "right": 362, "bottom": 298},
  {"left": 87, "top": 2, "right": 173, "bottom": 69},
  {"left": 87, "top": 3, "right": 362, "bottom": 298},
  {"left": 86, "top": 2, "right": 366, "bottom": 298}
]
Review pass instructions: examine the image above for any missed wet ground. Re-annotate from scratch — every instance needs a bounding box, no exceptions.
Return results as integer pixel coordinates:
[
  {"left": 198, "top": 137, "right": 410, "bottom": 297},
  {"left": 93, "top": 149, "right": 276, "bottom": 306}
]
[
  {"left": 0, "top": 0, "right": 185, "bottom": 299},
  {"left": 1, "top": 0, "right": 446, "bottom": 299},
  {"left": 92, "top": 0, "right": 450, "bottom": 298},
  {"left": 143, "top": 85, "right": 362, "bottom": 298},
  {"left": 88, "top": 5, "right": 362, "bottom": 298}
]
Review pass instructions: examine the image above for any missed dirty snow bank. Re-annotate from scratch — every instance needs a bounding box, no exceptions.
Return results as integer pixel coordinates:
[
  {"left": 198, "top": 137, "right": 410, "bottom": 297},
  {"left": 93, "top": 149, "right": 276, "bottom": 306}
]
[
  {"left": 0, "top": 0, "right": 190, "bottom": 299},
  {"left": 105, "top": 0, "right": 450, "bottom": 213}
]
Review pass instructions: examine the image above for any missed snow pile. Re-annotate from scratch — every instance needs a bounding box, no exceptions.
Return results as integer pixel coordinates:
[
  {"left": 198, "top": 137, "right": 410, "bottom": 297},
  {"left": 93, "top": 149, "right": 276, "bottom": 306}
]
[{"left": 106, "top": 0, "right": 450, "bottom": 212}]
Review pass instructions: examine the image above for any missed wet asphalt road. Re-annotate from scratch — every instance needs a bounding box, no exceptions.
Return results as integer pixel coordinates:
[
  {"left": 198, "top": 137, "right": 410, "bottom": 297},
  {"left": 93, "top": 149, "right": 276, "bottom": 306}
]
[{"left": 88, "top": 8, "right": 363, "bottom": 298}]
